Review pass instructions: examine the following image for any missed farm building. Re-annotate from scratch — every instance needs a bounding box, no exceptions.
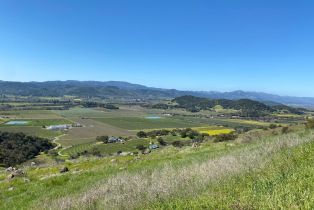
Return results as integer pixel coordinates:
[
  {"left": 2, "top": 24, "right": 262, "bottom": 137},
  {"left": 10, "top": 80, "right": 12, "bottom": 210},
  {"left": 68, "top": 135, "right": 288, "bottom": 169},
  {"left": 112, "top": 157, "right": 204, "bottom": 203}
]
[
  {"left": 108, "top": 136, "right": 124, "bottom": 143},
  {"left": 72, "top": 123, "right": 83, "bottom": 127},
  {"left": 46, "top": 124, "right": 71, "bottom": 131}
]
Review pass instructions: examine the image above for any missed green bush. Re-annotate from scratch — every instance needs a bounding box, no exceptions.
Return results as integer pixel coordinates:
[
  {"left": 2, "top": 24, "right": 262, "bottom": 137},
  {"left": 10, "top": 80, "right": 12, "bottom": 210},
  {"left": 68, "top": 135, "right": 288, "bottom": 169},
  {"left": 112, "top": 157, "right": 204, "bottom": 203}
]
[
  {"left": 269, "top": 124, "right": 277, "bottom": 129},
  {"left": 172, "top": 141, "right": 184, "bottom": 148},
  {"left": 96, "top": 135, "right": 109, "bottom": 143},
  {"left": 137, "top": 131, "right": 147, "bottom": 138},
  {"left": 136, "top": 144, "right": 146, "bottom": 151},
  {"left": 157, "top": 137, "right": 167, "bottom": 146},
  {"left": 214, "top": 133, "right": 237, "bottom": 143},
  {"left": 281, "top": 126, "right": 289, "bottom": 134},
  {"left": 306, "top": 118, "right": 314, "bottom": 129}
]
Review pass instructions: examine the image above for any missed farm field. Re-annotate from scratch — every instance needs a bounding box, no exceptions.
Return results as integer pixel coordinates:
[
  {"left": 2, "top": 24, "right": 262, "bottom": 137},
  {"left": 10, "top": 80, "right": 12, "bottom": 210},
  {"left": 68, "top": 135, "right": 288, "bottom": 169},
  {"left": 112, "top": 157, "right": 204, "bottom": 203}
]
[
  {"left": 222, "top": 119, "right": 273, "bottom": 126},
  {"left": 0, "top": 126, "right": 61, "bottom": 138},
  {"left": 62, "top": 135, "right": 191, "bottom": 156},
  {"left": 0, "top": 118, "right": 6, "bottom": 124},
  {"left": 57, "top": 137, "right": 96, "bottom": 147},
  {"left": 62, "top": 142, "right": 96, "bottom": 156},
  {"left": 271, "top": 113, "right": 305, "bottom": 119},
  {"left": 1, "top": 118, "right": 72, "bottom": 127},
  {"left": 138, "top": 126, "right": 235, "bottom": 136},
  {"left": 92, "top": 117, "right": 202, "bottom": 130},
  {"left": 54, "top": 106, "right": 148, "bottom": 119},
  {"left": 0, "top": 110, "right": 64, "bottom": 119},
  {"left": 57, "top": 118, "right": 135, "bottom": 146},
  {"left": 193, "top": 126, "right": 235, "bottom": 135},
  {"left": 0, "top": 105, "right": 308, "bottom": 150},
  {"left": 172, "top": 116, "right": 264, "bottom": 129},
  {"left": 62, "top": 139, "right": 150, "bottom": 156}
]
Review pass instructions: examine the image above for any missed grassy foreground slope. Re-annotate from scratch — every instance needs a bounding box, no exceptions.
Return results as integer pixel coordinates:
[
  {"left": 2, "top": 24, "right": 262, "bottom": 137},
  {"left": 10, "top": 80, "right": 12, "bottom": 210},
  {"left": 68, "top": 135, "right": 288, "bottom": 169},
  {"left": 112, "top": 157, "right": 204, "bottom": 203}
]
[
  {"left": 1, "top": 130, "right": 314, "bottom": 210},
  {"left": 150, "top": 134, "right": 314, "bottom": 209}
]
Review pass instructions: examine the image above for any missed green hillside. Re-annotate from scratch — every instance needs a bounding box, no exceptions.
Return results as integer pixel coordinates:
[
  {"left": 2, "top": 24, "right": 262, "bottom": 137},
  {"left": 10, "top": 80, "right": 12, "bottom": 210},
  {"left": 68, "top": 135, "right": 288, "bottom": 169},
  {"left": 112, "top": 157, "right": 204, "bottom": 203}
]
[
  {"left": 173, "top": 95, "right": 305, "bottom": 117},
  {"left": 1, "top": 128, "right": 313, "bottom": 210}
]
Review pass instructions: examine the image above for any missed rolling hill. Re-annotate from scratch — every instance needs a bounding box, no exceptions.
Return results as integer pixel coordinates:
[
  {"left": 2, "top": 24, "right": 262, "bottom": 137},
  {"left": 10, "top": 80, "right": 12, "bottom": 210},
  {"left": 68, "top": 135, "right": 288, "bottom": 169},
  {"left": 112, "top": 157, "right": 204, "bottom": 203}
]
[{"left": 0, "top": 80, "right": 314, "bottom": 107}]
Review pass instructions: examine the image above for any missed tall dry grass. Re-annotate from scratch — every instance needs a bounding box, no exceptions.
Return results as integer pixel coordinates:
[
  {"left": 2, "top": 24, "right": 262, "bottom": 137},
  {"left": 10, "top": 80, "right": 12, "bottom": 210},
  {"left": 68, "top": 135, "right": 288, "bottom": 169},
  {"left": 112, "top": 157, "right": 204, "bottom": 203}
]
[{"left": 43, "top": 131, "right": 314, "bottom": 210}]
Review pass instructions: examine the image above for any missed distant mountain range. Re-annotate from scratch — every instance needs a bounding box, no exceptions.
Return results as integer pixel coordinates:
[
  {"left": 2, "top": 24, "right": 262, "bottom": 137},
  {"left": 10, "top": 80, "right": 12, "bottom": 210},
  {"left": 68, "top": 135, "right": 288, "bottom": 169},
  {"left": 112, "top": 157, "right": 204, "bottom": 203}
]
[{"left": 0, "top": 80, "right": 313, "bottom": 108}]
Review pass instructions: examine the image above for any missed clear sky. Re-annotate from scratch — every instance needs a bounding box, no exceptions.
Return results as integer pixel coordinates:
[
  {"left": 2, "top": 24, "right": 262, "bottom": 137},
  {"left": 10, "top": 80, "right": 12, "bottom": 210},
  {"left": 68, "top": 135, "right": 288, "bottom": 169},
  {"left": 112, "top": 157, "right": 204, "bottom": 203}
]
[{"left": 0, "top": 0, "right": 313, "bottom": 97}]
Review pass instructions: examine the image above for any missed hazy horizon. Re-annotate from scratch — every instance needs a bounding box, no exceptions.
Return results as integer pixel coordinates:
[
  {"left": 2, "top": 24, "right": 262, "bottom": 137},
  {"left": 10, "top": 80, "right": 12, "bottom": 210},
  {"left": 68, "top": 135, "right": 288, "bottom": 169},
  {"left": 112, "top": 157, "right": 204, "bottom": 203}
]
[{"left": 1, "top": 1, "right": 313, "bottom": 96}]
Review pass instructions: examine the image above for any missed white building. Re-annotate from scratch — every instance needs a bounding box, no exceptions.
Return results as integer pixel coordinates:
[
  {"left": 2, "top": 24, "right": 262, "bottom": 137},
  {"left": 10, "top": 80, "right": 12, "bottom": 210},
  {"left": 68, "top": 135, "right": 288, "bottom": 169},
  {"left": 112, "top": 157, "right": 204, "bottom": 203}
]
[{"left": 46, "top": 124, "right": 71, "bottom": 131}]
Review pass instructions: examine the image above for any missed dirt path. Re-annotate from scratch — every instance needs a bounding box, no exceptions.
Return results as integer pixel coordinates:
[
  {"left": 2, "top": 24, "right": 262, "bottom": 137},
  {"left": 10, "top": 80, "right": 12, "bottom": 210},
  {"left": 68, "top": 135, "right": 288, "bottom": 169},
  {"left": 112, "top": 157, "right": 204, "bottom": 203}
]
[{"left": 52, "top": 134, "right": 70, "bottom": 157}]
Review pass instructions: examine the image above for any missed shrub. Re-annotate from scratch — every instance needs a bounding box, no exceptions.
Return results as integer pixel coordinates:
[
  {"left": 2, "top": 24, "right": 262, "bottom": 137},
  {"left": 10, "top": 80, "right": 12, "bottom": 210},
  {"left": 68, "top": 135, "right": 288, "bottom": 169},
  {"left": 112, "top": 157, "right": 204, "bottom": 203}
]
[
  {"left": 269, "top": 124, "right": 277, "bottom": 129},
  {"left": 214, "top": 133, "right": 237, "bottom": 143},
  {"left": 172, "top": 141, "right": 184, "bottom": 148},
  {"left": 48, "top": 150, "right": 58, "bottom": 157},
  {"left": 157, "top": 137, "right": 167, "bottom": 146},
  {"left": 148, "top": 133, "right": 156, "bottom": 139},
  {"left": 202, "top": 133, "right": 209, "bottom": 137},
  {"left": 180, "top": 132, "right": 187, "bottom": 138},
  {"left": 146, "top": 129, "right": 170, "bottom": 137},
  {"left": 188, "top": 130, "right": 200, "bottom": 139},
  {"left": 281, "top": 126, "right": 289, "bottom": 134},
  {"left": 91, "top": 147, "right": 101, "bottom": 157},
  {"left": 136, "top": 144, "right": 146, "bottom": 151},
  {"left": 137, "top": 131, "right": 147, "bottom": 138},
  {"left": 96, "top": 135, "right": 109, "bottom": 144},
  {"left": 160, "top": 129, "right": 170, "bottom": 136},
  {"left": 306, "top": 118, "right": 314, "bottom": 129},
  {"left": 171, "top": 130, "right": 177, "bottom": 136},
  {"left": 194, "top": 134, "right": 204, "bottom": 142}
]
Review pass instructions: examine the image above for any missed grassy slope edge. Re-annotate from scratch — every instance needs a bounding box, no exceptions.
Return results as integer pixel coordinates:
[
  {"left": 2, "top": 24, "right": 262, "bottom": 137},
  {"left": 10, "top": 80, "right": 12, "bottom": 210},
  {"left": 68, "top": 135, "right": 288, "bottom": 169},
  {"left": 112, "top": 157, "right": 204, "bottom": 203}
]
[{"left": 149, "top": 134, "right": 314, "bottom": 209}]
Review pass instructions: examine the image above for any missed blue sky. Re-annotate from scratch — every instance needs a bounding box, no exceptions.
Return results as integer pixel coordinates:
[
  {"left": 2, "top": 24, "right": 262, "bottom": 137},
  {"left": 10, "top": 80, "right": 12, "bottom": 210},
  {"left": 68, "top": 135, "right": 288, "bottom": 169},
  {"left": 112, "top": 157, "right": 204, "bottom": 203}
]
[{"left": 0, "top": 0, "right": 313, "bottom": 97}]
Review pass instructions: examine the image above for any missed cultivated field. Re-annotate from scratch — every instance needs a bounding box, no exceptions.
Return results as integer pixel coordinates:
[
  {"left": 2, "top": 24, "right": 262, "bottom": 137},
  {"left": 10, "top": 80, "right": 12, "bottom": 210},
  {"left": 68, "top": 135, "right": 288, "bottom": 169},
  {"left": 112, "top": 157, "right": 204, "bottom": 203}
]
[
  {"left": 92, "top": 117, "right": 201, "bottom": 130},
  {"left": 193, "top": 126, "right": 235, "bottom": 135},
  {"left": 1, "top": 119, "right": 72, "bottom": 127},
  {"left": 0, "top": 105, "right": 309, "bottom": 149},
  {"left": 57, "top": 118, "right": 135, "bottom": 146},
  {"left": 62, "top": 135, "right": 191, "bottom": 156},
  {"left": 0, "top": 126, "right": 61, "bottom": 139},
  {"left": 0, "top": 110, "right": 64, "bottom": 119}
]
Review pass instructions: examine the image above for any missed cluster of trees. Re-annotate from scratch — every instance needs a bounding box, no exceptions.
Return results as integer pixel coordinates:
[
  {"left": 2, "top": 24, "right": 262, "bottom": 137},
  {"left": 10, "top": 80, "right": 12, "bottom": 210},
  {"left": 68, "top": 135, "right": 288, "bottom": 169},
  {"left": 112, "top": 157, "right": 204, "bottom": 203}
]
[
  {"left": 141, "top": 103, "right": 170, "bottom": 109},
  {"left": 173, "top": 95, "right": 306, "bottom": 117},
  {"left": 175, "top": 128, "right": 206, "bottom": 139},
  {"left": 0, "top": 132, "right": 55, "bottom": 167},
  {"left": 81, "top": 102, "right": 119, "bottom": 109},
  {"left": 272, "top": 105, "right": 305, "bottom": 115},
  {"left": 136, "top": 129, "right": 170, "bottom": 138},
  {"left": 69, "top": 147, "right": 103, "bottom": 159},
  {"left": 136, "top": 128, "right": 206, "bottom": 140},
  {"left": 96, "top": 135, "right": 109, "bottom": 143}
]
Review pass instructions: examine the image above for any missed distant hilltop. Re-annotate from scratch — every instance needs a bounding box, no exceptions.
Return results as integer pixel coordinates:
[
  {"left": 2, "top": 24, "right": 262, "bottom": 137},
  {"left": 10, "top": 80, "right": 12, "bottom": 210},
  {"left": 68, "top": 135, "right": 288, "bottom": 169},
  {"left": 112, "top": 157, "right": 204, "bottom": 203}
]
[{"left": 0, "top": 80, "right": 314, "bottom": 108}]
